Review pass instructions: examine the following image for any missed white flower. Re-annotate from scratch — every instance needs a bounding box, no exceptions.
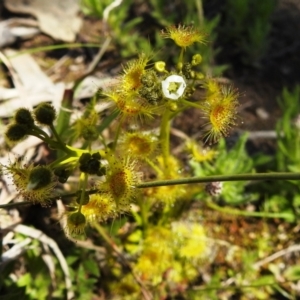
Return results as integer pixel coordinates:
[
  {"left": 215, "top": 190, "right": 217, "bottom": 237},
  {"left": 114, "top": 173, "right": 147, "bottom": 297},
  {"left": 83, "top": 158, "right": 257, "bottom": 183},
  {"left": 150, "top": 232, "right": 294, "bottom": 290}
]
[{"left": 161, "top": 75, "right": 186, "bottom": 100}]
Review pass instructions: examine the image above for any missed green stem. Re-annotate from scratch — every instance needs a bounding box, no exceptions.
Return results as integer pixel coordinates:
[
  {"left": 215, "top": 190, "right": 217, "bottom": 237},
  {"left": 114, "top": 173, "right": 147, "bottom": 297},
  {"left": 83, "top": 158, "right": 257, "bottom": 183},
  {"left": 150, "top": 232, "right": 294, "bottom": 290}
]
[
  {"left": 29, "top": 125, "right": 76, "bottom": 155},
  {"left": 145, "top": 158, "right": 162, "bottom": 175},
  {"left": 48, "top": 155, "right": 78, "bottom": 169},
  {"left": 4, "top": 172, "right": 300, "bottom": 209},
  {"left": 49, "top": 123, "right": 69, "bottom": 151},
  {"left": 160, "top": 109, "right": 171, "bottom": 174},
  {"left": 136, "top": 172, "right": 300, "bottom": 188},
  {"left": 78, "top": 172, "right": 89, "bottom": 213},
  {"left": 65, "top": 145, "right": 89, "bottom": 155},
  {"left": 181, "top": 99, "right": 204, "bottom": 110},
  {"left": 6, "top": 43, "right": 103, "bottom": 59},
  {"left": 99, "top": 133, "right": 108, "bottom": 149},
  {"left": 29, "top": 130, "right": 61, "bottom": 150},
  {"left": 93, "top": 223, "right": 118, "bottom": 250},
  {"left": 30, "top": 126, "right": 50, "bottom": 139},
  {"left": 195, "top": 0, "right": 204, "bottom": 27},
  {"left": 112, "top": 116, "right": 124, "bottom": 151},
  {"left": 178, "top": 48, "right": 184, "bottom": 72},
  {"left": 139, "top": 199, "right": 149, "bottom": 234},
  {"left": 206, "top": 201, "right": 292, "bottom": 219}
]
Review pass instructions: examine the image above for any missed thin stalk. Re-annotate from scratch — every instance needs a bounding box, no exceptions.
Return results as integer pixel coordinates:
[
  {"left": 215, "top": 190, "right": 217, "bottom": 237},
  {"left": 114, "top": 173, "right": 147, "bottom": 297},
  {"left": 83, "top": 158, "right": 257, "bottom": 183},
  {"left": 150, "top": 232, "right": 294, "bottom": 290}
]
[
  {"left": 49, "top": 123, "right": 76, "bottom": 155},
  {"left": 29, "top": 129, "right": 64, "bottom": 151},
  {"left": 136, "top": 172, "right": 300, "bottom": 188},
  {"left": 78, "top": 172, "right": 88, "bottom": 213},
  {"left": 3, "top": 172, "right": 300, "bottom": 210},
  {"left": 145, "top": 158, "right": 162, "bottom": 175},
  {"left": 206, "top": 201, "right": 292, "bottom": 219},
  {"left": 158, "top": 204, "right": 172, "bottom": 226},
  {"left": 181, "top": 99, "right": 204, "bottom": 109},
  {"left": 160, "top": 109, "right": 171, "bottom": 174},
  {"left": 50, "top": 123, "right": 67, "bottom": 149},
  {"left": 99, "top": 133, "right": 108, "bottom": 149},
  {"left": 6, "top": 43, "right": 102, "bottom": 59},
  {"left": 30, "top": 126, "right": 50, "bottom": 139},
  {"left": 195, "top": 0, "right": 204, "bottom": 27},
  {"left": 112, "top": 115, "right": 124, "bottom": 151},
  {"left": 139, "top": 199, "right": 149, "bottom": 234},
  {"left": 178, "top": 48, "right": 184, "bottom": 71},
  {"left": 48, "top": 155, "right": 78, "bottom": 169},
  {"left": 93, "top": 223, "right": 117, "bottom": 248},
  {"left": 29, "top": 125, "right": 77, "bottom": 155},
  {"left": 65, "top": 145, "right": 89, "bottom": 155}
]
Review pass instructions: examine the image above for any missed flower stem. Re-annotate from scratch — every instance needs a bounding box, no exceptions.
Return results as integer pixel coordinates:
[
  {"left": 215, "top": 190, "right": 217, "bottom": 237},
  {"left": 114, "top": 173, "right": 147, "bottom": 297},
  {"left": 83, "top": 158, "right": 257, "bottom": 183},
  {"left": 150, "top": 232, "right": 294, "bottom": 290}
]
[
  {"left": 93, "top": 223, "right": 115, "bottom": 248},
  {"left": 112, "top": 115, "right": 124, "bottom": 151},
  {"left": 136, "top": 172, "right": 300, "bottom": 188},
  {"left": 195, "top": 0, "right": 204, "bottom": 27},
  {"left": 139, "top": 199, "right": 149, "bottom": 234},
  {"left": 49, "top": 123, "right": 71, "bottom": 153},
  {"left": 30, "top": 126, "right": 50, "bottom": 139},
  {"left": 48, "top": 155, "right": 78, "bottom": 169},
  {"left": 206, "top": 201, "right": 293, "bottom": 219},
  {"left": 178, "top": 48, "right": 184, "bottom": 71},
  {"left": 160, "top": 109, "right": 171, "bottom": 174},
  {"left": 181, "top": 99, "right": 203, "bottom": 109},
  {"left": 78, "top": 172, "right": 88, "bottom": 212},
  {"left": 145, "top": 158, "right": 162, "bottom": 175}
]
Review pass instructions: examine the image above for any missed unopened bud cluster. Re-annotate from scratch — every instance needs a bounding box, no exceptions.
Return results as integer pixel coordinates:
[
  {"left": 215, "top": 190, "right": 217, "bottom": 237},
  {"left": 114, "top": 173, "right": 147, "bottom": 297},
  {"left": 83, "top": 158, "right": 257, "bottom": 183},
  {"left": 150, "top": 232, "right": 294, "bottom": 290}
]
[
  {"left": 79, "top": 152, "right": 105, "bottom": 176},
  {"left": 5, "top": 103, "right": 57, "bottom": 143}
]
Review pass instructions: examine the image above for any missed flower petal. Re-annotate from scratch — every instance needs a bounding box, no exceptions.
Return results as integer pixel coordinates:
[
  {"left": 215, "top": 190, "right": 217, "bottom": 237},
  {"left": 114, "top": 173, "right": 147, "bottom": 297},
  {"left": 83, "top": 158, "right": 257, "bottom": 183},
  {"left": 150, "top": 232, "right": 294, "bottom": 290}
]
[{"left": 161, "top": 75, "right": 186, "bottom": 100}]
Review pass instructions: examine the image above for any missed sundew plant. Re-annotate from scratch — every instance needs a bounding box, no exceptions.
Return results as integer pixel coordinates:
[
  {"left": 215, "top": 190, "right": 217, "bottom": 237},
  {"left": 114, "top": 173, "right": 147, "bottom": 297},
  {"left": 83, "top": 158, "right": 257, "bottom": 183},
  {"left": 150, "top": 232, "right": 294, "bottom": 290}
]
[
  {"left": 3, "top": 24, "right": 239, "bottom": 232},
  {"left": 2, "top": 24, "right": 300, "bottom": 297}
]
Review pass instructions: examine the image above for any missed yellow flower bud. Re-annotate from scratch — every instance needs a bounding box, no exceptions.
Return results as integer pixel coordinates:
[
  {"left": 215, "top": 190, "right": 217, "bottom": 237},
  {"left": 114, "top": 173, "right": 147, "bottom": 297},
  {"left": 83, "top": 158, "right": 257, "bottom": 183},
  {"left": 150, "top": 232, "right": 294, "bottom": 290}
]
[{"left": 155, "top": 61, "right": 166, "bottom": 73}]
